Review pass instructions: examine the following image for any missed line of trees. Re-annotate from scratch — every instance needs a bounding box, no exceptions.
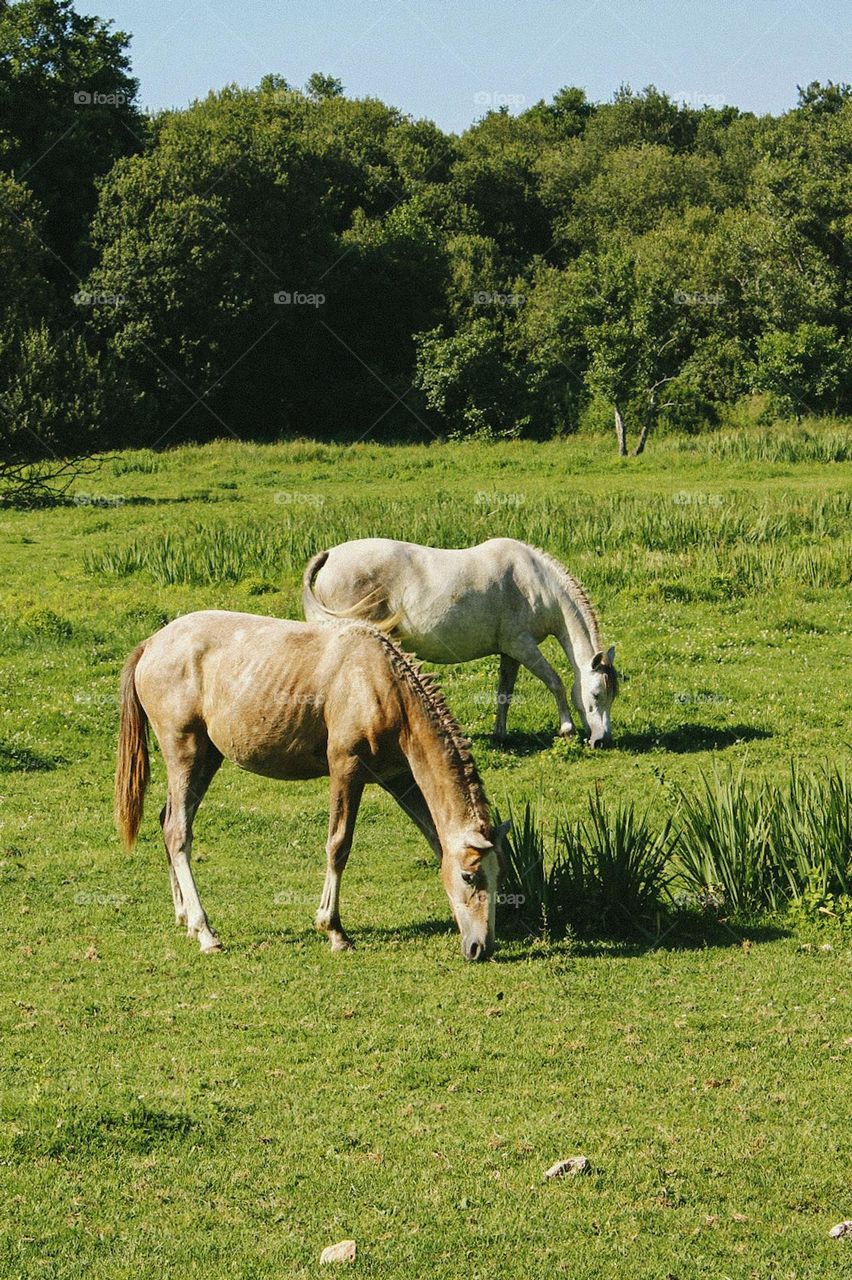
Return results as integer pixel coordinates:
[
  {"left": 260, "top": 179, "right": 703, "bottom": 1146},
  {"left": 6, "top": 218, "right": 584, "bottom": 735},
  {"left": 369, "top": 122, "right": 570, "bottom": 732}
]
[{"left": 1, "top": 0, "right": 850, "bottom": 484}]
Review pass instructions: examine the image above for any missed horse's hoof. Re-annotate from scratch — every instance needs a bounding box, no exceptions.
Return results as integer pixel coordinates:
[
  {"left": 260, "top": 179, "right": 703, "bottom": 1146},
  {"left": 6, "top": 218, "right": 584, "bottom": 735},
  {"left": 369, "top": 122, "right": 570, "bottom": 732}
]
[
  {"left": 558, "top": 725, "right": 575, "bottom": 738},
  {"left": 200, "top": 936, "right": 223, "bottom": 954},
  {"left": 330, "top": 935, "right": 354, "bottom": 953}
]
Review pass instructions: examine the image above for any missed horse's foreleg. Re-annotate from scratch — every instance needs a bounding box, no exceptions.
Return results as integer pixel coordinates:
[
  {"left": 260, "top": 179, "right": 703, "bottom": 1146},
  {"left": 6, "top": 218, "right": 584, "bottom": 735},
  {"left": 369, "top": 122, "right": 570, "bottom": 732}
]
[
  {"left": 493, "top": 654, "right": 520, "bottom": 741},
  {"left": 377, "top": 772, "right": 441, "bottom": 861},
  {"left": 316, "top": 766, "right": 364, "bottom": 952},
  {"left": 161, "top": 737, "right": 223, "bottom": 952},
  {"left": 505, "top": 636, "right": 574, "bottom": 737}
]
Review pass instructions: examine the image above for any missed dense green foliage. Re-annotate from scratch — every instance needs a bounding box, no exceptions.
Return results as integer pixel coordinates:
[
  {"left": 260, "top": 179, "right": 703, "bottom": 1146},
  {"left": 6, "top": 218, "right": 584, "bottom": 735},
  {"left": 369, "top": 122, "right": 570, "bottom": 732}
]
[
  {"left": 1, "top": 0, "right": 850, "bottom": 471},
  {"left": 1, "top": 433, "right": 850, "bottom": 1277},
  {"left": 500, "top": 765, "right": 852, "bottom": 937}
]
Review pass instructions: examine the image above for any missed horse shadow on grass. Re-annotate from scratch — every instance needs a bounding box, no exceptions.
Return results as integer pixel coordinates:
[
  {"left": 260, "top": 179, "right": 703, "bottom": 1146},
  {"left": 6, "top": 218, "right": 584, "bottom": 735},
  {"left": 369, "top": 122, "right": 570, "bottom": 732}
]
[
  {"left": 474, "top": 722, "right": 771, "bottom": 758},
  {"left": 472, "top": 729, "right": 566, "bottom": 757},
  {"left": 338, "top": 918, "right": 459, "bottom": 947},
  {"left": 266, "top": 914, "right": 790, "bottom": 961},
  {"left": 616, "top": 722, "right": 771, "bottom": 755},
  {"left": 0, "top": 740, "right": 65, "bottom": 772}
]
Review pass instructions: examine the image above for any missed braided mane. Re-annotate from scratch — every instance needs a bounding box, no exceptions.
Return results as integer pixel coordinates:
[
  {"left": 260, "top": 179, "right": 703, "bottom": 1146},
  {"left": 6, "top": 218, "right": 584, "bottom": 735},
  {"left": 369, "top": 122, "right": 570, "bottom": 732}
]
[
  {"left": 345, "top": 622, "right": 491, "bottom": 832},
  {"left": 535, "top": 547, "right": 603, "bottom": 650}
]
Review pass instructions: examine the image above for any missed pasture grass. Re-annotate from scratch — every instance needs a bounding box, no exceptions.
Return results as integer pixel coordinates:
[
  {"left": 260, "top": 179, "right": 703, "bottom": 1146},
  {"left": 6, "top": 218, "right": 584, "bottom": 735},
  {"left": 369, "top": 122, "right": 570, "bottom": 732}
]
[{"left": 1, "top": 424, "right": 850, "bottom": 1278}]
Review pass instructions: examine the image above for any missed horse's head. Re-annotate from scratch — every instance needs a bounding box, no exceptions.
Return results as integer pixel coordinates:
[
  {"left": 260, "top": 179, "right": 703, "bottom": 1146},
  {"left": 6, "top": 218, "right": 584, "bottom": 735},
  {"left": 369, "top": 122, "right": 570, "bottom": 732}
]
[
  {"left": 574, "top": 645, "right": 618, "bottom": 748},
  {"left": 442, "top": 821, "right": 509, "bottom": 961}
]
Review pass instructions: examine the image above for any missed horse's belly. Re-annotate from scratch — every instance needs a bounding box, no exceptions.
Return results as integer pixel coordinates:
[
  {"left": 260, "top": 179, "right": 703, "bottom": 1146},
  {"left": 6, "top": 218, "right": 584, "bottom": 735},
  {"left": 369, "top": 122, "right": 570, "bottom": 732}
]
[
  {"left": 206, "top": 709, "right": 328, "bottom": 781},
  {"left": 403, "top": 631, "right": 490, "bottom": 664},
  {"left": 400, "top": 601, "right": 500, "bottom": 664}
]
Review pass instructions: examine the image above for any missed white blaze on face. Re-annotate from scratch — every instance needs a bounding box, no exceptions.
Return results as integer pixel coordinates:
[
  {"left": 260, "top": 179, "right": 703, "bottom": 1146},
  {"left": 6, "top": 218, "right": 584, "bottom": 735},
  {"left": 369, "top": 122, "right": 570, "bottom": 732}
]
[
  {"left": 576, "top": 645, "right": 617, "bottom": 745},
  {"left": 443, "top": 832, "right": 499, "bottom": 961},
  {"left": 579, "top": 670, "right": 610, "bottom": 739}
]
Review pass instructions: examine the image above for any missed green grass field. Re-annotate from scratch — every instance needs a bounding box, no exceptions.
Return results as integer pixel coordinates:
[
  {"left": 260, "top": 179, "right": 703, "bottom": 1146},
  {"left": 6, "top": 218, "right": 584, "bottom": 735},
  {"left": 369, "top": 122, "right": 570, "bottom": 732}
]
[{"left": 1, "top": 426, "right": 850, "bottom": 1278}]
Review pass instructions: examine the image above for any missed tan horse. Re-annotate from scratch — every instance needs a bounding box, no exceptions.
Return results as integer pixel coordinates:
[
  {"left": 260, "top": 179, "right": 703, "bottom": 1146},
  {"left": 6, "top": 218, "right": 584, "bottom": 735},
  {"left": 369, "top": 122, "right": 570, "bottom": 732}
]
[{"left": 115, "top": 611, "right": 505, "bottom": 960}]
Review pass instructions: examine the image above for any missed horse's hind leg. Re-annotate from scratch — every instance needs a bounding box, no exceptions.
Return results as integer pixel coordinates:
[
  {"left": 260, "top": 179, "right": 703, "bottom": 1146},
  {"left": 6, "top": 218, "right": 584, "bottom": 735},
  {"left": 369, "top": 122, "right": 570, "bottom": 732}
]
[
  {"left": 161, "top": 836, "right": 185, "bottom": 926},
  {"left": 493, "top": 654, "right": 520, "bottom": 741},
  {"left": 160, "top": 733, "right": 223, "bottom": 952},
  {"left": 315, "top": 763, "right": 364, "bottom": 952},
  {"left": 504, "top": 635, "right": 574, "bottom": 737}
]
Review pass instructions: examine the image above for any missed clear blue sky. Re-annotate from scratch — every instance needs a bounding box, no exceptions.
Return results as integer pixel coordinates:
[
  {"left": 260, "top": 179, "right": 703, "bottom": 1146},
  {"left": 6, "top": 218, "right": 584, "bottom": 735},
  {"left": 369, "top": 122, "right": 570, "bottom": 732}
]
[{"left": 91, "top": 0, "right": 850, "bottom": 131}]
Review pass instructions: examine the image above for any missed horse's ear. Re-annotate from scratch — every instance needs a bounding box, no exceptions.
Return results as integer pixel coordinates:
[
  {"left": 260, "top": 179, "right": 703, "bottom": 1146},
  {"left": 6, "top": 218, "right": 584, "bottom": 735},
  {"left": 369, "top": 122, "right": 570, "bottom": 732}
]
[
  {"left": 493, "top": 819, "right": 511, "bottom": 874},
  {"left": 493, "top": 819, "right": 511, "bottom": 845},
  {"left": 466, "top": 830, "right": 493, "bottom": 852},
  {"left": 592, "top": 647, "right": 616, "bottom": 671}
]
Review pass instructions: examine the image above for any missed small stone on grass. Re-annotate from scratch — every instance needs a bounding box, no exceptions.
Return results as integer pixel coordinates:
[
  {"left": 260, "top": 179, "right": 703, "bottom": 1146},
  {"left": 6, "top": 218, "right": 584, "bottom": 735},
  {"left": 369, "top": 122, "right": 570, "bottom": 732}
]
[
  {"left": 320, "top": 1239, "right": 357, "bottom": 1264},
  {"left": 544, "top": 1155, "right": 591, "bottom": 1179}
]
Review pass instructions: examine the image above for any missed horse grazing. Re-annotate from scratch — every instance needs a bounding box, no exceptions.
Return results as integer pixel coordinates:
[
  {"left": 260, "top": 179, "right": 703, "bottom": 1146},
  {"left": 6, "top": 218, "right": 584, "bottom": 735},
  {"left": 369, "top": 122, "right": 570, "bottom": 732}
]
[
  {"left": 114, "top": 611, "right": 505, "bottom": 959},
  {"left": 303, "top": 538, "right": 618, "bottom": 746}
]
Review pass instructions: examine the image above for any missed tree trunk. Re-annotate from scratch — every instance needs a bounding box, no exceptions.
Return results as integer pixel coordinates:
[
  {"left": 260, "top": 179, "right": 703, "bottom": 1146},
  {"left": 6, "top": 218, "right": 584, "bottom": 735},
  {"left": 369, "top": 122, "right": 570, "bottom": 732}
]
[
  {"left": 614, "top": 404, "right": 627, "bottom": 456},
  {"left": 631, "top": 415, "right": 653, "bottom": 456}
]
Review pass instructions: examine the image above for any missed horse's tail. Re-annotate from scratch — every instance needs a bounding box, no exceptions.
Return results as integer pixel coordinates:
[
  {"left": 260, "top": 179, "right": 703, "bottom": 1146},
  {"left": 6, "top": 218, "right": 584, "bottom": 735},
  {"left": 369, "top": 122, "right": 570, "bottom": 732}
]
[
  {"left": 302, "top": 549, "right": 331, "bottom": 620},
  {"left": 302, "top": 548, "right": 403, "bottom": 633},
  {"left": 114, "top": 643, "right": 150, "bottom": 850}
]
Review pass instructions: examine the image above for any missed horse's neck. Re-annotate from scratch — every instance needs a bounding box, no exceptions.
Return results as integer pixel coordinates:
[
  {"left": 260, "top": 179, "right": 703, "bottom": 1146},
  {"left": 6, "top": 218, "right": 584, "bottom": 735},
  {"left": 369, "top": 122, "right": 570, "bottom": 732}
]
[
  {"left": 541, "top": 558, "right": 597, "bottom": 668},
  {"left": 399, "top": 688, "right": 484, "bottom": 846}
]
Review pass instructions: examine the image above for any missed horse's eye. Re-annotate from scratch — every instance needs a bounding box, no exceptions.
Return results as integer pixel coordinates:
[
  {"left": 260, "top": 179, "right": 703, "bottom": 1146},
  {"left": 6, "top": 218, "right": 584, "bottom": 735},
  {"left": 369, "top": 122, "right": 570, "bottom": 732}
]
[{"left": 461, "top": 871, "right": 476, "bottom": 886}]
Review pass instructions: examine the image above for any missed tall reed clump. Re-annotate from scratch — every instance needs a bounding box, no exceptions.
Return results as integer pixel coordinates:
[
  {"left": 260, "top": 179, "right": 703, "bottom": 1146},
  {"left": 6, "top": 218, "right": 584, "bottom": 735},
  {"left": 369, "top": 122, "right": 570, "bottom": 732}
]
[
  {"left": 496, "top": 802, "right": 553, "bottom": 937},
  {"left": 83, "top": 489, "right": 851, "bottom": 595},
  {"left": 675, "top": 764, "right": 851, "bottom": 916},
  {"left": 498, "top": 794, "right": 675, "bottom": 939}
]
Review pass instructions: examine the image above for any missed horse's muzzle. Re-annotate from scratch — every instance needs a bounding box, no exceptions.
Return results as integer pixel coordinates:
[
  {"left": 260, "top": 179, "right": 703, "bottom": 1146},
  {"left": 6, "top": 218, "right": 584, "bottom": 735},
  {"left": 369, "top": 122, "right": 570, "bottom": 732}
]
[
  {"left": 589, "top": 734, "right": 612, "bottom": 749},
  {"left": 463, "top": 937, "right": 491, "bottom": 962}
]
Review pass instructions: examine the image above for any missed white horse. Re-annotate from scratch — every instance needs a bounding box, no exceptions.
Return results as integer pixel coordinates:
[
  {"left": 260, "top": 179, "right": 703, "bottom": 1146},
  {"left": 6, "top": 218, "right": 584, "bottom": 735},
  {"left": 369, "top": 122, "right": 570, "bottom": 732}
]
[{"left": 303, "top": 538, "right": 618, "bottom": 747}]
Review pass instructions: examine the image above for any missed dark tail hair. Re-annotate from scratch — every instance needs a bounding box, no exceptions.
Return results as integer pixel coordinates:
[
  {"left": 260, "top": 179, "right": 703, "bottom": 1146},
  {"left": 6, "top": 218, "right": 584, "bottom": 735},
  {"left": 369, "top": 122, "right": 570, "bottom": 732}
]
[{"left": 114, "top": 643, "right": 150, "bottom": 849}]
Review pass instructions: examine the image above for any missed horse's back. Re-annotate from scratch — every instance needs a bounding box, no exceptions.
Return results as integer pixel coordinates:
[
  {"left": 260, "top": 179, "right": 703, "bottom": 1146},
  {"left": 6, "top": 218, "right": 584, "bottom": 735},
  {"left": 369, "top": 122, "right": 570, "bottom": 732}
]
[
  {"left": 133, "top": 612, "right": 393, "bottom": 779},
  {"left": 313, "top": 538, "right": 549, "bottom": 661}
]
